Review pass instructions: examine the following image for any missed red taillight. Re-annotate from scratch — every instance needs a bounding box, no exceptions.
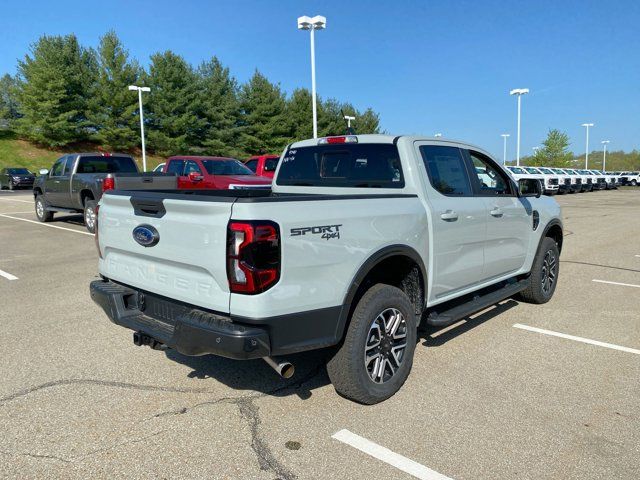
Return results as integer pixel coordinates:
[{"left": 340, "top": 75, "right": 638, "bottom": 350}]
[
  {"left": 327, "top": 136, "right": 346, "bottom": 144},
  {"left": 102, "top": 176, "right": 115, "bottom": 193},
  {"left": 227, "top": 221, "right": 280, "bottom": 294},
  {"left": 94, "top": 204, "right": 102, "bottom": 258}
]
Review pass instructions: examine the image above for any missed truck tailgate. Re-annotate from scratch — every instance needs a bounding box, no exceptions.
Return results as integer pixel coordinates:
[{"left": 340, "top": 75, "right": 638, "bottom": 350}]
[
  {"left": 114, "top": 173, "right": 177, "bottom": 190},
  {"left": 97, "top": 192, "right": 231, "bottom": 313}
]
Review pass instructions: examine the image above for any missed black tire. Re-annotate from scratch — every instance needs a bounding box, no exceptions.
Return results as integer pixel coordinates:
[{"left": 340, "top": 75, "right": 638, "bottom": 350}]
[
  {"left": 518, "top": 237, "right": 560, "bottom": 304},
  {"left": 326, "top": 284, "right": 417, "bottom": 405},
  {"left": 84, "top": 199, "right": 97, "bottom": 234},
  {"left": 632, "top": 180, "right": 638, "bottom": 187},
  {"left": 35, "top": 195, "right": 53, "bottom": 222}
]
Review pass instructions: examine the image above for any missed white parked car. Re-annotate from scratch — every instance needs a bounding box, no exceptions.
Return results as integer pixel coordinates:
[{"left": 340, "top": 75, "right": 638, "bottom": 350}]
[
  {"left": 556, "top": 169, "right": 582, "bottom": 193},
  {"left": 153, "top": 162, "right": 165, "bottom": 173},
  {"left": 523, "top": 167, "right": 559, "bottom": 195},
  {"left": 539, "top": 167, "right": 569, "bottom": 194},
  {"left": 619, "top": 171, "right": 640, "bottom": 186}
]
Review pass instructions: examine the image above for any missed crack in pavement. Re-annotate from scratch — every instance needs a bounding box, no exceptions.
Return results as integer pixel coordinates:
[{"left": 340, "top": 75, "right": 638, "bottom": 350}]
[{"left": 0, "top": 364, "right": 325, "bottom": 479}]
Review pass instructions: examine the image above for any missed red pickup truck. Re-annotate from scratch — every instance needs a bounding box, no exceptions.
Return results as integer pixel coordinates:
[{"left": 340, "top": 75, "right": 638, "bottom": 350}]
[
  {"left": 244, "top": 154, "right": 280, "bottom": 179},
  {"left": 163, "top": 156, "right": 272, "bottom": 190}
]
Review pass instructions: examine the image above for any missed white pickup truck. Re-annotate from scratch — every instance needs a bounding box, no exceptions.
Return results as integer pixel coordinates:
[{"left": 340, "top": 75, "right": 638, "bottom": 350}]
[{"left": 90, "top": 135, "right": 563, "bottom": 404}]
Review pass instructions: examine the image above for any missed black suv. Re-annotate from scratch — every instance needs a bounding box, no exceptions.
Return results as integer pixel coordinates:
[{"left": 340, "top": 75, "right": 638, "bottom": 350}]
[{"left": 0, "top": 167, "right": 35, "bottom": 190}]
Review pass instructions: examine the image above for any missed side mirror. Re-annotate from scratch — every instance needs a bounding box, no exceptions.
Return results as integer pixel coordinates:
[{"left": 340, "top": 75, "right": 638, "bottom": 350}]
[
  {"left": 188, "top": 171, "right": 203, "bottom": 182},
  {"left": 39, "top": 169, "right": 49, "bottom": 176},
  {"left": 518, "top": 178, "right": 542, "bottom": 198}
]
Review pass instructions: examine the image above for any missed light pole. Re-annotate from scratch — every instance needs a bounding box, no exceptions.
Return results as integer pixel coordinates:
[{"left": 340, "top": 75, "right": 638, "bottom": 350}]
[
  {"left": 128, "top": 85, "right": 151, "bottom": 172},
  {"left": 501, "top": 133, "right": 510, "bottom": 164},
  {"left": 297, "top": 15, "right": 326, "bottom": 139},
  {"left": 601, "top": 140, "right": 610, "bottom": 171},
  {"left": 581, "top": 123, "right": 594, "bottom": 169},
  {"left": 510, "top": 88, "right": 529, "bottom": 166}
]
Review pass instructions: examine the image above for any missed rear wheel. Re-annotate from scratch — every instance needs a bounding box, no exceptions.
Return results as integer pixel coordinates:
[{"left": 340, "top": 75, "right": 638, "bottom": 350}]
[
  {"left": 632, "top": 180, "right": 638, "bottom": 187},
  {"left": 35, "top": 195, "right": 53, "bottom": 222},
  {"left": 327, "top": 284, "right": 417, "bottom": 404},
  {"left": 84, "top": 199, "right": 97, "bottom": 234},
  {"left": 7, "top": 181, "right": 13, "bottom": 191},
  {"left": 518, "top": 237, "right": 559, "bottom": 304}
]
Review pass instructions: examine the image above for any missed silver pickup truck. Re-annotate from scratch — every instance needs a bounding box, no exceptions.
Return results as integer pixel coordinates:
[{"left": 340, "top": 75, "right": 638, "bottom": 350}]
[
  {"left": 33, "top": 153, "right": 176, "bottom": 233},
  {"left": 90, "top": 135, "right": 563, "bottom": 404}
]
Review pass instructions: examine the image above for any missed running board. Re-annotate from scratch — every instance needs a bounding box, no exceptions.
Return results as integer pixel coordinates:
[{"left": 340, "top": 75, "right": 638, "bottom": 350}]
[
  {"left": 46, "top": 206, "right": 81, "bottom": 214},
  {"left": 426, "top": 278, "right": 530, "bottom": 327}
]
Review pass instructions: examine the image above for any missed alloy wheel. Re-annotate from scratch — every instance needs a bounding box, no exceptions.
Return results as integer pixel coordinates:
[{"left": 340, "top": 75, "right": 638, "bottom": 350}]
[
  {"left": 364, "top": 308, "right": 407, "bottom": 384},
  {"left": 541, "top": 249, "right": 557, "bottom": 295}
]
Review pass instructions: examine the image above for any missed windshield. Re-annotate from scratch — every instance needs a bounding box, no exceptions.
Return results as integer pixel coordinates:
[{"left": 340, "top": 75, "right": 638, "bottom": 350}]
[
  {"left": 76, "top": 156, "right": 138, "bottom": 174},
  {"left": 277, "top": 143, "right": 403, "bottom": 188},
  {"left": 552, "top": 169, "right": 565, "bottom": 174},
  {"left": 525, "top": 167, "right": 540, "bottom": 174},
  {"left": 508, "top": 166, "right": 526, "bottom": 174},
  {"left": 202, "top": 159, "right": 254, "bottom": 176},
  {"left": 538, "top": 168, "right": 553, "bottom": 174},
  {"left": 7, "top": 168, "right": 31, "bottom": 174}
]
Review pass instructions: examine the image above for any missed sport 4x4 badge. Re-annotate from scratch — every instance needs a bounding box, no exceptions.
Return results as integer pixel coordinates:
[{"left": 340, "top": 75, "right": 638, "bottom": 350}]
[{"left": 290, "top": 224, "right": 342, "bottom": 241}]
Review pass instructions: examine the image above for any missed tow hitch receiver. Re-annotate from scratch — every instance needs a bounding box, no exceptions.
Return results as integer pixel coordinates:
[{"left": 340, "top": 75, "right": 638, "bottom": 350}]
[{"left": 133, "top": 331, "right": 167, "bottom": 351}]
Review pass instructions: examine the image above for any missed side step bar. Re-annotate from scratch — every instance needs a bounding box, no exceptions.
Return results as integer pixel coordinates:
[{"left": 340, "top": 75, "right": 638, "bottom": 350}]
[
  {"left": 426, "top": 278, "right": 530, "bottom": 327},
  {"left": 46, "top": 206, "right": 81, "bottom": 214}
]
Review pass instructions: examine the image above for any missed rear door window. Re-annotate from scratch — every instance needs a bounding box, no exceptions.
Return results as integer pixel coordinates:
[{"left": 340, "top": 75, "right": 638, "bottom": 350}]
[
  {"left": 64, "top": 156, "right": 76, "bottom": 175},
  {"left": 277, "top": 143, "right": 403, "bottom": 188},
  {"left": 166, "top": 160, "right": 186, "bottom": 176},
  {"left": 76, "top": 156, "right": 138, "bottom": 174},
  {"left": 419, "top": 145, "right": 472, "bottom": 196}
]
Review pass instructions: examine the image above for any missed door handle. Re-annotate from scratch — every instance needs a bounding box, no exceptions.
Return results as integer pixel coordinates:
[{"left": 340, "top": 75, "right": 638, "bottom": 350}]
[
  {"left": 440, "top": 210, "right": 459, "bottom": 221},
  {"left": 490, "top": 207, "right": 503, "bottom": 218},
  {"left": 54, "top": 180, "right": 60, "bottom": 184}
]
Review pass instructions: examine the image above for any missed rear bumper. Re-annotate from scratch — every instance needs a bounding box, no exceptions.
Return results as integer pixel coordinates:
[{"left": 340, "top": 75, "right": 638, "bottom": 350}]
[
  {"left": 90, "top": 278, "right": 345, "bottom": 359},
  {"left": 90, "top": 279, "right": 270, "bottom": 359}
]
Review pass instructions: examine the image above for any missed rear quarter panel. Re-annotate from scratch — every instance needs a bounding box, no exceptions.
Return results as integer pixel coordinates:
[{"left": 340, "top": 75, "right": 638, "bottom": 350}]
[{"left": 229, "top": 196, "right": 427, "bottom": 317}]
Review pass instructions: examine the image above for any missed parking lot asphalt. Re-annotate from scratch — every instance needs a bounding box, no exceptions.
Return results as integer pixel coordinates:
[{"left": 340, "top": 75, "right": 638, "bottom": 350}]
[{"left": 0, "top": 188, "right": 639, "bottom": 479}]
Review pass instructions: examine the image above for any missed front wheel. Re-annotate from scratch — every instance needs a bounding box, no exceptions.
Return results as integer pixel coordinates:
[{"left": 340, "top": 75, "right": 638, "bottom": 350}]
[
  {"left": 518, "top": 237, "right": 560, "bottom": 304},
  {"left": 327, "top": 284, "right": 417, "bottom": 404},
  {"left": 35, "top": 195, "right": 53, "bottom": 222},
  {"left": 632, "top": 180, "right": 638, "bottom": 187},
  {"left": 84, "top": 200, "right": 97, "bottom": 234}
]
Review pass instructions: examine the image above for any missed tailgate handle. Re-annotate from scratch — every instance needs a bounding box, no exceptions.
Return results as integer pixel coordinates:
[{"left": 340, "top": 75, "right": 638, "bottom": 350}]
[
  {"left": 141, "top": 177, "right": 153, "bottom": 183},
  {"left": 130, "top": 198, "right": 166, "bottom": 218}
]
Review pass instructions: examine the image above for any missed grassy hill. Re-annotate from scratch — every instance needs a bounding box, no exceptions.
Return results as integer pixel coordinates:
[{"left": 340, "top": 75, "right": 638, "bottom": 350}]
[{"left": 0, "top": 130, "right": 165, "bottom": 172}]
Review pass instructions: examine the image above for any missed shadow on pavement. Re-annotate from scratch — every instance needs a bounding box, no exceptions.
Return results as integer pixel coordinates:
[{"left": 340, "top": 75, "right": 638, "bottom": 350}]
[{"left": 165, "top": 348, "right": 331, "bottom": 401}]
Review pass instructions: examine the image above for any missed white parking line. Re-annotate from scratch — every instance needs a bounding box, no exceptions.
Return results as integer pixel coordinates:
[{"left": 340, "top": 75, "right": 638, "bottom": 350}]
[
  {"left": 592, "top": 279, "right": 640, "bottom": 289},
  {"left": 0, "top": 214, "right": 93, "bottom": 236},
  {"left": 513, "top": 324, "right": 640, "bottom": 355},
  {"left": 0, "top": 197, "right": 34, "bottom": 204},
  {"left": 0, "top": 211, "right": 36, "bottom": 215},
  {"left": 0, "top": 269, "right": 18, "bottom": 281},
  {"left": 332, "top": 429, "right": 453, "bottom": 480}
]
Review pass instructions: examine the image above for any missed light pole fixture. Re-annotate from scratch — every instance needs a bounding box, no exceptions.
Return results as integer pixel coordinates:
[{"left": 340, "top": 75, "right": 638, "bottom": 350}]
[
  {"left": 501, "top": 133, "right": 510, "bottom": 164},
  {"left": 128, "top": 85, "right": 151, "bottom": 172},
  {"left": 601, "top": 140, "right": 610, "bottom": 172},
  {"left": 510, "top": 88, "right": 529, "bottom": 166},
  {"left": 298, "top": 15, "right": 326, "bottom": 139},
  {"left": 344, "top": 115, "right": 355, "bottom": 128},
  {"left": 581, "top": 123, "right": 594, "bottom": 169}
]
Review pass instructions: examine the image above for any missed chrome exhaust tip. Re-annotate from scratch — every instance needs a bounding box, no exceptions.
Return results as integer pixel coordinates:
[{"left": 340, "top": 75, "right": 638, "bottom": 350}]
[{"left": 263, "top": 356, "right": 295, "bottom": 379}]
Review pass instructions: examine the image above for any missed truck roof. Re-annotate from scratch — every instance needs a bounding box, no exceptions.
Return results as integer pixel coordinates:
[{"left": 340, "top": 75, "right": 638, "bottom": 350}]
[{"left": 289, "top": 134, "right": 492, "bottom": 157}]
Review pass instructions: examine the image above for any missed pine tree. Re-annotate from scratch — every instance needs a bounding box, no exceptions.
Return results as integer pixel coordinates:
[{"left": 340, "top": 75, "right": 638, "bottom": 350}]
[
  {"left": 16, "top": 34, "right": 97, "bottom": 146},
  {"left": 88, "top": 31, "right": 141, "bottom": 150},
  {"left": 0, "top": 74, "right": 20, "bottom": 126},
  {"left": 145, "top": 51, "right": 203, "bottom": 156},
  {"left": 196, "top": 57, "right": 241, "bottom": 157},
  {"left": 238, "top": 71, "right": 288, "bottom": 154},
  {"left": 285, "top": 88, "right": 313, "bottom": 142}
]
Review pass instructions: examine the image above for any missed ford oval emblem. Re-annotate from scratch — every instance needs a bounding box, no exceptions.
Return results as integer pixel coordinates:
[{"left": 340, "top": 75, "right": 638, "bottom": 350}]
[{"left": 132, "top": 225, "right": 159, "bottom": 247}]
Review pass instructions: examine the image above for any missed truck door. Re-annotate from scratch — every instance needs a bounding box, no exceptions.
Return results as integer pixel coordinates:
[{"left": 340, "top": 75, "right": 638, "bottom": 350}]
[
  {"left": 58, "top": 155, "right": 77, "bottom": 208},
  {"left": 416, "top": 144, "right": 487, "bottom": 299},
  {"left": 44, "top": 156, "right": 67, "bottom": 206},
  {"left": 465, "top": 149, "right": 530, "bottom": 279},
  {"left": 166, "top": 159, "right": 186, "bottom": 188}
]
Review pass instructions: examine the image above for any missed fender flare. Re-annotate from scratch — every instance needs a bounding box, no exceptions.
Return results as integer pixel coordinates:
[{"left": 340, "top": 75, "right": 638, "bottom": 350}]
[{"left": 333, "top": 244, "right": 427, "bottom": 341}]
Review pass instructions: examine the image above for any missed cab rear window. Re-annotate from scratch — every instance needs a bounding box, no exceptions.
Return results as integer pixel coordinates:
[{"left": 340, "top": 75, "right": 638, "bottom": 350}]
[
  {"left": 76, "top": 156, "right": 138, "bottom": 174},
  {"left": 276, "top": 144, "right": 403, "bottom": 188}
]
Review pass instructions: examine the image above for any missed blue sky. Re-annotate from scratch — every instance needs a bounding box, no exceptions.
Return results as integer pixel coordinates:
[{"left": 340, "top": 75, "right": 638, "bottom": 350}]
[{"left": 1, "top": 0, "right": 639, "bottom": 158}]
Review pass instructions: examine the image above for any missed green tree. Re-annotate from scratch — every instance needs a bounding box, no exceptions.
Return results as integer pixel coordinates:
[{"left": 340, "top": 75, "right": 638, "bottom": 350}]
[
  {"left": 146, "top": 51, "right": 203, "bottom": 155},
  {"left": 16, "top": 34, "right": 97, "bottom": 147},
  {"left": 88, "top": 31, "right": 141, "bottom": 150},
  {"left": 285, "top": 88, "right": 313, "bottom": 141},
  {"left": 238, "top": 71, "right": 288, "bottom": 154},
  {"left": 528, "top": 129, "right": 573, "bottom": 167},
  {"left": 0, "top": 74, "right": 20, "bottom": 126},
  {"left": 196, "top": 57, "right": 241, "bottom": 157}
]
